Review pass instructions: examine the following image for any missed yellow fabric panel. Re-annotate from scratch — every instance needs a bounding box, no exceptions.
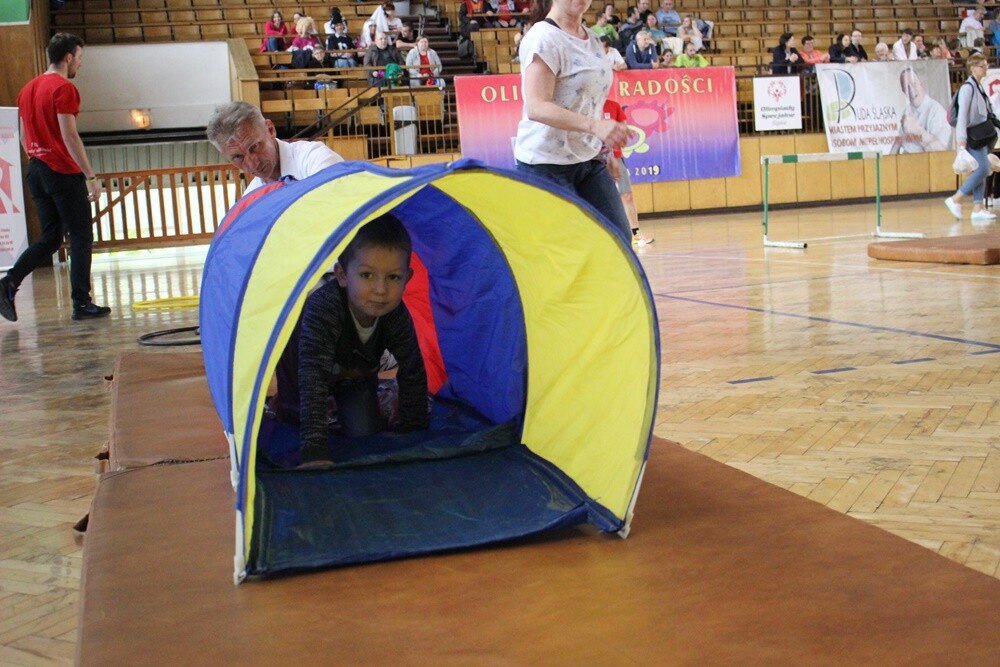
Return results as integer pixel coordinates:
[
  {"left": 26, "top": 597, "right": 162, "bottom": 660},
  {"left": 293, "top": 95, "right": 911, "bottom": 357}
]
[
  {"left": 433, "top": 171, "right": 657, "bottom": 520},
  {"left": 231, "top": 171, "right": 415, "bottom": 553}
]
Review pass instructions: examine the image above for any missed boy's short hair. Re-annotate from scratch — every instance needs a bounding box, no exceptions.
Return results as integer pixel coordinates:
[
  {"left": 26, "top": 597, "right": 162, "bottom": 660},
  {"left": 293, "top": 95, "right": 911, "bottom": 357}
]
[{"left": 339, "top": 213, "right": 412, "bottom": 269}]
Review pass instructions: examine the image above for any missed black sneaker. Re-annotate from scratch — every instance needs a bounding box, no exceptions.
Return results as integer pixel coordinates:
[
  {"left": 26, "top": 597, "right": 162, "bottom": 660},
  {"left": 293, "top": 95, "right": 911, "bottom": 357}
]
[
  {"left": 0, "top": 277, "right": 16, "bottom": 322},
  {"left": 72, "top": 302, "right": 111, "bottom": 320}
]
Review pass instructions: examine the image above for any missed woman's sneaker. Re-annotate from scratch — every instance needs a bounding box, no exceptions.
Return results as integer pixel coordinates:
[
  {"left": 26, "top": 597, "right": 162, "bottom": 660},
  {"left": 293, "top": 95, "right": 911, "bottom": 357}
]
[
  {"left": 944, "top": 197, "right": 962, "bottom": 219},
  {"left": 72, "top": 302, "right": 111, "bottom": 320},
  {"left": 970, "top": 209, "right": 997, "bottom": 224}
]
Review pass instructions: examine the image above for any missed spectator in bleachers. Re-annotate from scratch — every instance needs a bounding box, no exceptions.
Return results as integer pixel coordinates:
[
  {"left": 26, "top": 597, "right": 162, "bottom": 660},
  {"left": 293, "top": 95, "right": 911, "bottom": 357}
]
[
  {"left": 380, "top": 2, "right": 405, "bottom": 43},
  {"left": 359, "top": 20, "right": 378, "bottom": 49},
  {"left": 960, "top": 7, "right": 986, "bottom": 48},
  {"left": 913, "top": 33, "right": 930, "bottom": 58},
  {"left": 488, "top": 0, "right": 519, "bottom": 28},
  {"left": 797, "top": 35, "right": 829, "bottom": 72},
  {"left": 771, "top": 33, "right": 801, "bottom": 75},
  {"left": 873, "top": 42, "right": 893, "bottom": 61},
  {"left": 935, "top": 37, "right": 954, "bottom": 61},
  {"left": 303, "top": 46, "right": 338, "bottom": 88},
  {"left": 326, "top": 20, "right": 360, "bottom": 67},
  {"left": 364, "top": 30, "right": 405, "bottom": 86},
  {"left": 626, "top": 30, "right": 661, "bottom": 69},
  {"left": 261, "top": 11, "right": 291, "bottom": 53},
  {"left": 654, "top": 0, "right": 680, "bottom": 36},
  {"left": 206, "top": 101, "right": 343, "bottom": 196},
  {"left": 406, "top": 35, "right": 444, "bottom": 86},
  {"left": 323, "top": 7, "right": 343, "bottom": 36},
  {"left": 971, "top": 36, "right": 987, "bottom": 57},
  {"left": 892, "top": 28, "right": 920, "bottom": 61},
  {"left": 395, "top": 23, "right": 418, "bottom": 49},
  {"left": 459, "top": 0, "right": 484, "bottom": 32},
  {"left": 674, "top": 40, "right": 707, "bottom": 67},
  {"left": 929, "top": 43, "right": 945, "bottom": 60},
  {"left": 601, "top": 3, "right": 618, "bottom": 26},
  {"left": 618, "top": 6, "right": 643, "bottom": 51},
  {"left": 592, "top": 12, "right": 619, "bottom": 43},
  {"left": 643, "top": 13, "right": 669, "bottom": 50},
  {"left": 846, "top": 29, "right": 869, "bottom": 62},
  {"left": 290, "top": 17, "right": 322, "bottom": 51},
  {"left": 829, "top": 33, "right": 858, "bottom": 64},
  {"left": 676, "top": 15, "right": 702, "bottom": 53},
  {"left": 600, "top": 35, "right": 627, "bottom": 70}
]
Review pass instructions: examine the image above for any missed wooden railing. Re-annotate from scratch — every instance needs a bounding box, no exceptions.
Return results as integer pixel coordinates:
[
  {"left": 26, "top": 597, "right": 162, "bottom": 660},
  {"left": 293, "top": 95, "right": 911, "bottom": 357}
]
[{"left": 90, "top": 164, "right": 244, "bottom": 251}]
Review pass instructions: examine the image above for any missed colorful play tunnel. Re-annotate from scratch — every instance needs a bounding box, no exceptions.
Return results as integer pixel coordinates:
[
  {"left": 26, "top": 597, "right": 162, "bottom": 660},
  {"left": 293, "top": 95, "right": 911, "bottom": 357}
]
[{"left": 199, "top": 159, "right": 660, "bottom": 581}]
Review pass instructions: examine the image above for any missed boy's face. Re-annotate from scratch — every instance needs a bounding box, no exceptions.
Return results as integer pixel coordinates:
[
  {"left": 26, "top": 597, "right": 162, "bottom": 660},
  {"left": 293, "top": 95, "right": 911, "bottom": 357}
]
[{"left": 335, "top": 246, "right": 412, "bottom": 327}]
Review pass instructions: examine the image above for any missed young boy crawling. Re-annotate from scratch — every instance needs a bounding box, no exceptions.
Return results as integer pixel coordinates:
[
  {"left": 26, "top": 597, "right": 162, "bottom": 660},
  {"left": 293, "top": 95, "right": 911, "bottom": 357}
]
[{"left": 285, "top": 213, "right": 428, "bottom": 463}]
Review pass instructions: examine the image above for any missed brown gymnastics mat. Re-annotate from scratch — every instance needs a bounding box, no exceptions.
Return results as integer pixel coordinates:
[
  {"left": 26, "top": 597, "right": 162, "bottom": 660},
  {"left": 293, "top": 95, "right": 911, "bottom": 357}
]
[
  {"left": 77, "top": 443, "right": 1000, "bottom": 665},
  {"left": 107, "top": 350, "right": 228, "bottom": 470},
  {"left": 868, "top": 232, "right": 1000, "bottom": 265}
]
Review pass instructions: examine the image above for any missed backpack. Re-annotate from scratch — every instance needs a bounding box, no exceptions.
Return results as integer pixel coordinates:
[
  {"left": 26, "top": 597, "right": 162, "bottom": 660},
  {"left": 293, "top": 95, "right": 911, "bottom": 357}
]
[
  {"left": 948, "top": 81, "right": 973, "bottom": 127},
  {"left": 457, "top": 35, "right": 476, "bottom": 60}
]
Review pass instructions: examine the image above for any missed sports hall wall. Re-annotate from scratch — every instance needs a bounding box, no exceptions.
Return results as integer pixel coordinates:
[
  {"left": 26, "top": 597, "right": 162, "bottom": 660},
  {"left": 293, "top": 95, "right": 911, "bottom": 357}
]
[{"left": 628, "top": 133, "right": 956, "bottom": 215}]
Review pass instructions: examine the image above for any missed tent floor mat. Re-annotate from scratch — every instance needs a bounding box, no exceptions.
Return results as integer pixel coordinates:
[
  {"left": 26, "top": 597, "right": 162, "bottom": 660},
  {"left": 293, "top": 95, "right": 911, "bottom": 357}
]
[{"left": 868, "top": 232, "right": 1000, "bottom": 264}]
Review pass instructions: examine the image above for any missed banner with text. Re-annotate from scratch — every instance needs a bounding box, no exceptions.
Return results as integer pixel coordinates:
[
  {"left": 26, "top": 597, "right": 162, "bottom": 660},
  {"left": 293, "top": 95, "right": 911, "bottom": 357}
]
[
  {"left": 753, "top": 76, "right": 802, "bottom": 131},
  {"left": 455, "top": 67, "right": 741, "bottom": 183},
  {"left": 816, "top": 60, "right": 953, "bottom": 155},
  {"left": 0, "top": 107, "right": 27, "bottom": 271}
]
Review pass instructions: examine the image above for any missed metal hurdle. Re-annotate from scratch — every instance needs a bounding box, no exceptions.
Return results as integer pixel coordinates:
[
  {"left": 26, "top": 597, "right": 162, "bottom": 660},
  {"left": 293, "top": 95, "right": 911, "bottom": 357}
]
[{"left": 760, "top": 151, "right": 925, "bottom": 249}]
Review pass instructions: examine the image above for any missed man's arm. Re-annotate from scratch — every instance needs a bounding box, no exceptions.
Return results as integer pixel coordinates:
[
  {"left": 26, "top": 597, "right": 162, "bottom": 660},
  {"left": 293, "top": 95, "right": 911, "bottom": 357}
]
[{"left": 58, "top": 113, "right": 101, "bottom": 200}]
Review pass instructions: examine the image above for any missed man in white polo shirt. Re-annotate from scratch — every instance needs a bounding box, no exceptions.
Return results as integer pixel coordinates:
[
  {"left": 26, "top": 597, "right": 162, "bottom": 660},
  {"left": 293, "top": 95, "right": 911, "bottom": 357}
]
[{"left": 206, "top": 101, "right": 343, "bottom": 195}]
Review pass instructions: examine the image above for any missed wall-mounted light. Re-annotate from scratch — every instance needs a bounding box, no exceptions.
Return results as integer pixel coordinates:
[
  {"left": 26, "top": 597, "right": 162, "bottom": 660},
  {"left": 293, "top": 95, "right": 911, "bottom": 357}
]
[{"left": 130, "top": 109, "right": 152, "bottom": 130}]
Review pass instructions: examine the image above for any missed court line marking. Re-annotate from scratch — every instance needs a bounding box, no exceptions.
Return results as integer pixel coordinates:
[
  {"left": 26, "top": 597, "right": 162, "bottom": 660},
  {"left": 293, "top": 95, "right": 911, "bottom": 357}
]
[{"left": 659, "top": 293, "right": 1000, "bottom": 351}]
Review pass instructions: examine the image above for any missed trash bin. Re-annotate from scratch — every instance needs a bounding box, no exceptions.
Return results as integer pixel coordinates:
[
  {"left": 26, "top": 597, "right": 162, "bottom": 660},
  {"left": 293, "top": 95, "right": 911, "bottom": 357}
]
[{"left": 393, "top": 105, "right": 418, "bottom": 155}]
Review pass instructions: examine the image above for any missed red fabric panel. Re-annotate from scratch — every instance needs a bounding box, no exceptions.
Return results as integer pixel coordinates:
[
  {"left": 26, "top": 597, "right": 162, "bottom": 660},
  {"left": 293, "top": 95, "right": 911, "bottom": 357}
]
[
  {"left": 216, "top": 181, "right": 285, "bottom": 235},
  {"left": 403, "top": 252, "right": 447, "bottom": 393}
]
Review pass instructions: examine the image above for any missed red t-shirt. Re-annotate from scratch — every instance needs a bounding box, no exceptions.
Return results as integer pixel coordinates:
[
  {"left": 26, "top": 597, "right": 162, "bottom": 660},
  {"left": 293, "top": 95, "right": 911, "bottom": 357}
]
[
  {"left": 17, "top": 73, "right": 82, "bottom": 174},
  {"left": 602, "top": 98, "right": 626, "bottom": 159}
]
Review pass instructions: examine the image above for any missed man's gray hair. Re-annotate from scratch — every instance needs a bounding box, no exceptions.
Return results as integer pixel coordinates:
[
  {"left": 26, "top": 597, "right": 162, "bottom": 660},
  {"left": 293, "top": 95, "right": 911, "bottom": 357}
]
[{"left": 206, "top": 101, "right": 266, "bottom": 151}]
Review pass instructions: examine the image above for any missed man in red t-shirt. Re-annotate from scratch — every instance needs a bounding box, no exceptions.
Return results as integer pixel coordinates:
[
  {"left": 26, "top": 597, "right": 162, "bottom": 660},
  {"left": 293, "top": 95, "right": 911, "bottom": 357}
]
[
  {"left": 0, "top": 33, "right": 110, "bottom": 323},
  {"left": 602, "top": 98, "right": 653, "bottom": 246}
]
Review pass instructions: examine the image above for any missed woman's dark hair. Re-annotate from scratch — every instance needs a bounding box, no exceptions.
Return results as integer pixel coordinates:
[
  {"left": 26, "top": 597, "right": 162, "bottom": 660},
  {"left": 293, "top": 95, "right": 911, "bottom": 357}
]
[
  {"left": 778, "top": 32, "right": 793, "bottom": 49},
  {"left": 47, "top": 33, "right": 84, "bottom": 65},
  {"left": 529, "top": 0, "right": 552, "bottom": 26}
]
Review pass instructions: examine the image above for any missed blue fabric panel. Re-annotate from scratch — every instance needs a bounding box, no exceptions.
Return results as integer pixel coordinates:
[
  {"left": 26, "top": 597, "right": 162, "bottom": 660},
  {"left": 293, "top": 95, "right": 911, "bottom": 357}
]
[
  {"left": 257, "top": 398, "right": 511, "bottom": 469},
  {"left": 392, "top": 187, "right": 527, "bottom": 425},
  {"left": 248, "top": 443, "right": 606, "bottom": 576}
]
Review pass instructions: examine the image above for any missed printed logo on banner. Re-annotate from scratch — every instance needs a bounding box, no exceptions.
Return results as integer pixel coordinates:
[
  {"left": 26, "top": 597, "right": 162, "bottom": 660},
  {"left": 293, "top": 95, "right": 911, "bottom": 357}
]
[
  {"left": 456, "top": 69, "right": 741, "bottom": 183},
  {"left": 753, "top": 75, "right": 802, "bottom": 131},
  {"left": 823, "top": 69, "right": 857, "bottom": 123},
  {"left": 816, "top": 61, "right": 952, "bottom": 155}
]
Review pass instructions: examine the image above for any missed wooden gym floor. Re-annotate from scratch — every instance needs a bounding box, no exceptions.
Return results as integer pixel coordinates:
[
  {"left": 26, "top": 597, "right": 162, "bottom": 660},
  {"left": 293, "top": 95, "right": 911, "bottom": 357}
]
[{"left": 1, "top": 197, "right": 999, "bottom": 663}]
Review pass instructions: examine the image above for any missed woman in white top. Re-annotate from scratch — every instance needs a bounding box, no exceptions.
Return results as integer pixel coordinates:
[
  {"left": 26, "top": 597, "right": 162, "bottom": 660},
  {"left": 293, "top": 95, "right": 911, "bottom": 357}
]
[{"left": 513, "top": 0, "right": 632, "bottom": 242}]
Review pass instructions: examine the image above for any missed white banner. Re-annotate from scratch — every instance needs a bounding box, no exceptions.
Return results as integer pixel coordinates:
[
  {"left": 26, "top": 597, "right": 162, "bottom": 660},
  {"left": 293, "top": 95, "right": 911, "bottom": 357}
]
[
  {"left": 816, "top": 60, "right": 953, "bottom": 155},
  {"left": 0, "top": 107, "right": 27, "bottom": 271},
  {"left": 753, "top": 76, "right": 802, "bottom": 131}
]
